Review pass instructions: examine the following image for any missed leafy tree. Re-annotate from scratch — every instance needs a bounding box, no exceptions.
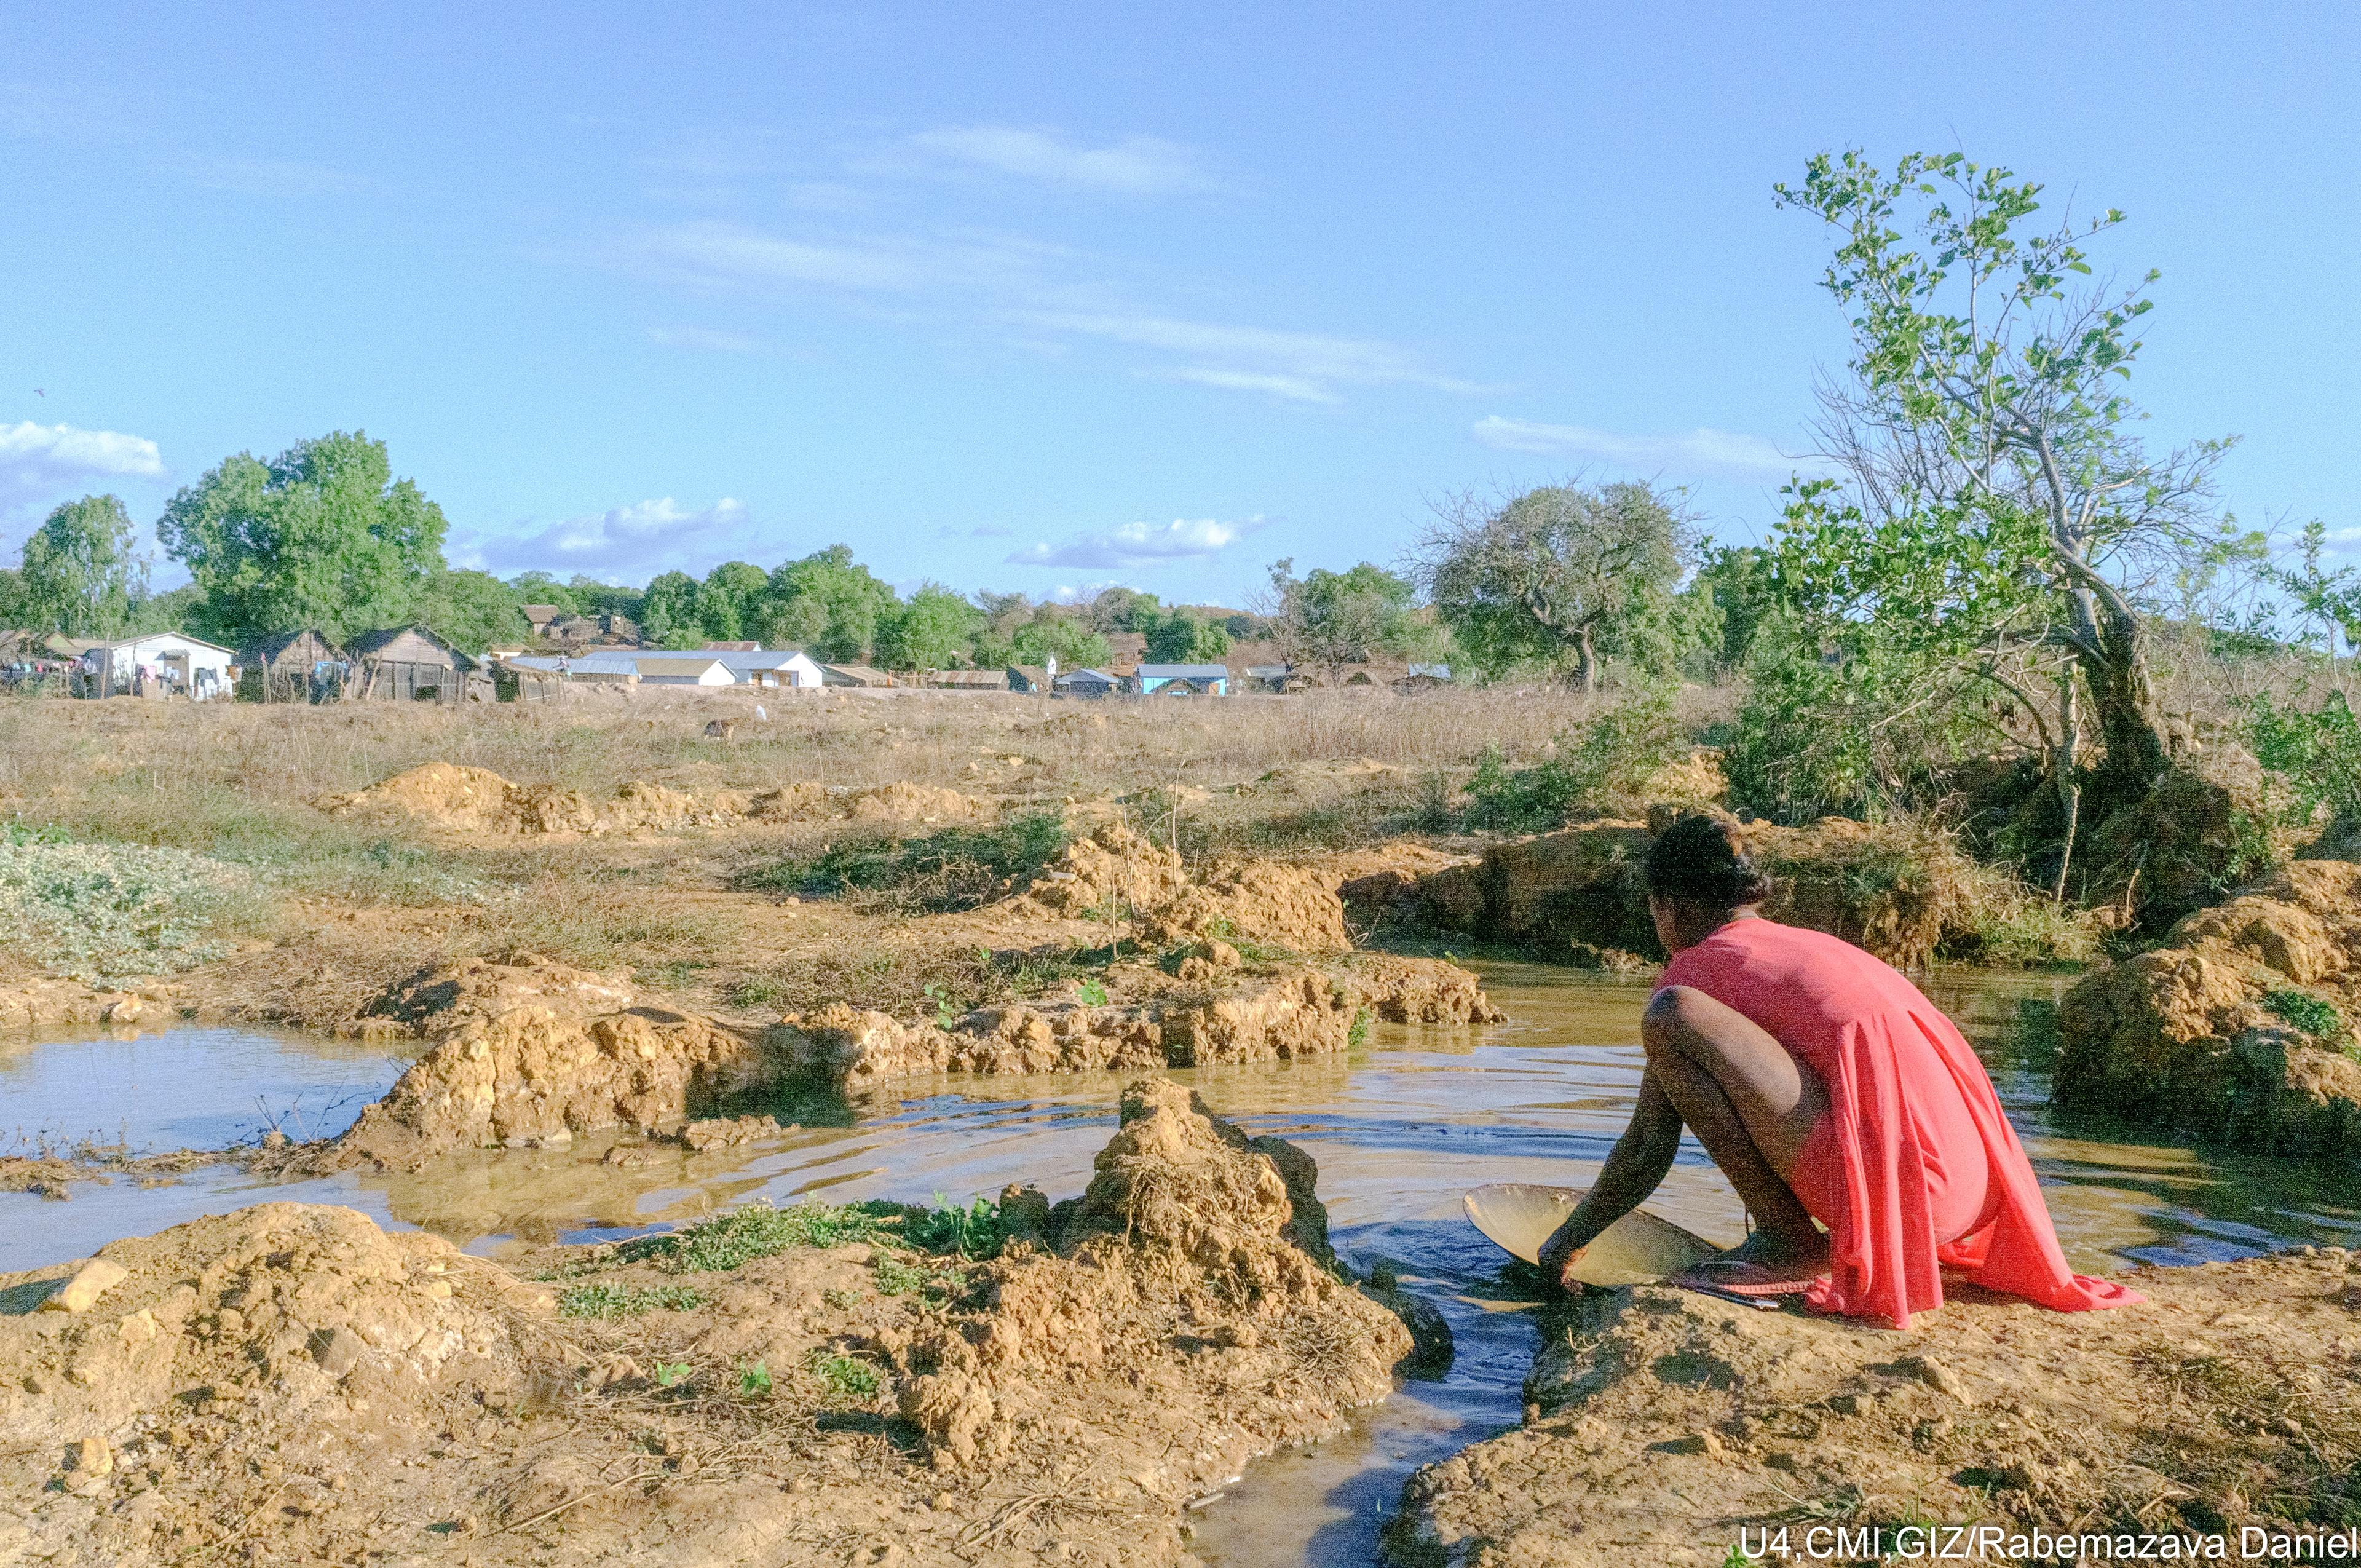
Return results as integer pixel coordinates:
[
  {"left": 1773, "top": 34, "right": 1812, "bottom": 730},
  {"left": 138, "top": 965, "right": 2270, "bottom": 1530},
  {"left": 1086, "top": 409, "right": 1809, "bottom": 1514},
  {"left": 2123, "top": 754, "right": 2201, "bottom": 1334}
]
[
  {"left": 1142, "top": 606, "right": 1232, "bottom": 664},
  {"left": 1691, "top": 545, "right": 1777, "bottom": 675},
  {"left": 506, "top": 571, "right": 582, "bottom": 616},
  {"left": 765, "top": 545, "right": 896, "bottom": 662},
  {"left": 1011, "top": 616, "right": 1110, "bottom": 670},
  {"left": 0, "top": 566, "right": 23, "bottom": 627},
  {"left": 1085, "top": 585, "right": 1160, "bottom": 635},
  {"left": 1773, "top": 149, "right": 2232, "bottom": 810},
  {"left": 128, "top": 582, "right": 207, "bottom": 635},
  {"left": 1412, "top": 483, "right": 1696, "bottom": 689},
  {"left": 414, "top": 569, "right": 529, "bottom": 655},
  {"left": 877, "top": 584, "right": 981, "bottom": 671},
  {"left": 568, "top": 575, "right": 644, "bottom": 622},
  {"left": 159, "top": 430, "right": 448, "bottom": 646},
  {"left": 17, "top": 494, "right": 149, "bottom": 636},
  {"left": 2271, "top": 520, "right": 2360, "bottom": 664},
  {"left": 638, "top": 571, "right": 703, "bottom": 649},
  {"left": 1258, "top": 560, "right": 1427, "bottom": 684},
  {"left": 698, "top": 561, "right": 771, "bottom": 641}
]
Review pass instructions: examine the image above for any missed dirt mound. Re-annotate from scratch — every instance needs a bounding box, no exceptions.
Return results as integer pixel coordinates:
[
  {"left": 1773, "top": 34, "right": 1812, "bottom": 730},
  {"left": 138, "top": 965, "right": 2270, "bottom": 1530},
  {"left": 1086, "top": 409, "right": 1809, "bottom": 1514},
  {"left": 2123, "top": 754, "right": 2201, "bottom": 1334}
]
[
  {"left": 0, "top": 1203, "right": 550, "bottom": 1564},
  {"left": 2084, "top": 743, "right": 2303, "bottom": 932},
  {"left": 1386, "top": 1250, "right": 2361, "bottom": 1567},
  {"left": 1390, "top": 812, "right": 1996, "bottom": 970},
  {"left": 1013, "top": 820, "right": 1191, "bottom": 919},
  {"left": 842, "top": 780, "right": 992, "bottom": 822},
  {"left": 329, "top": 956, "right": 774, "bottom": 1167},
  {"left": 2056, "top": 857, "right": 2361, "bottom": 1154},
  {"left": 898, "top": 1079, "right": 1409, "bottom": 1470},
  {"left": 771, "top": 956, "right": 1501, "bottom": 1087},
  {"left": 315, "top": 761, "right": 520, "bottom": 830},
  {"left": 1141, "top": 858, "right": 1355, "bottom": 953}
]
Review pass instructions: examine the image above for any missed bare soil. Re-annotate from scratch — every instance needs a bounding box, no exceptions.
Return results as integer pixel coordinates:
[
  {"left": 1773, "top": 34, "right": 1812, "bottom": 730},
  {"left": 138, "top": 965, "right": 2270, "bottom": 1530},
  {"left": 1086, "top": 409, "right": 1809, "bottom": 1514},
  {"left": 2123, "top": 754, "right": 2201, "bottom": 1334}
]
[{"left": 1386, "top": 1251, "right": 2361, "bottom": 1567}]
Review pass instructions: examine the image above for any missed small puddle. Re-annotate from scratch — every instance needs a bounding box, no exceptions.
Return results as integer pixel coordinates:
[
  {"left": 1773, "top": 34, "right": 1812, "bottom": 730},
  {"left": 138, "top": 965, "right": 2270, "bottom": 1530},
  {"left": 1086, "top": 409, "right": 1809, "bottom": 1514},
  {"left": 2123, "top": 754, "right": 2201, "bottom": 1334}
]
[
  {"left": 0, "top": 1026, "right": 417, "bottom": 1273},
  {"left": 6, "top": 965, "right": 2361, "bottom": 1564}
]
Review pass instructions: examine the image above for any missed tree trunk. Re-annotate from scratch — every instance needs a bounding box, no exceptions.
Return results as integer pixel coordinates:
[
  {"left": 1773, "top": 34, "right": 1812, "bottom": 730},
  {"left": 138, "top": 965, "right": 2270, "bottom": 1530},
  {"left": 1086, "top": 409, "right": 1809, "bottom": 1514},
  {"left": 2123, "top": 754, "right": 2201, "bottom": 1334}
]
[
  {"left": 2073, "top": 588, "right": 2170, "bottom": 809},
  {"left": 1572, "top": 625, "right": 1598, "bottom": 692}
]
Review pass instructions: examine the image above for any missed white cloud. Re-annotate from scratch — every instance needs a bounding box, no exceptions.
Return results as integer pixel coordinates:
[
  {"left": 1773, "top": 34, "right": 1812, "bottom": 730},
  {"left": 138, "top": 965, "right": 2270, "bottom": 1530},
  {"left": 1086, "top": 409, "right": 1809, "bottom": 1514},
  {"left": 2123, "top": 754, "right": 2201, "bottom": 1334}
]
[
  {"left": 1006, "top": 517, "right": 1253, "bottom": 569},
  {"left": 1470, "top": 416, "right": 1806, "bottom": 478},
  {"left": 1150, "top": 367, "right": 1337, "bottom": 404},
  {"left": 0, "top": 421, "right": 167, "bottom": 520},
  {"left": 896, "top": 125, "right": 1211, "bottom": 195},
  {"left": 649, "top": 325, "right": 761, "bottom": 353},
  {"left": 461, "top": 497, "right": 758, "bottom": 578},
  {"left": 623, "top": 222, "right": 931, "bottom": 295},
  {"left": 1028, "top": 311, "right": 1472, "bottom": 404}
]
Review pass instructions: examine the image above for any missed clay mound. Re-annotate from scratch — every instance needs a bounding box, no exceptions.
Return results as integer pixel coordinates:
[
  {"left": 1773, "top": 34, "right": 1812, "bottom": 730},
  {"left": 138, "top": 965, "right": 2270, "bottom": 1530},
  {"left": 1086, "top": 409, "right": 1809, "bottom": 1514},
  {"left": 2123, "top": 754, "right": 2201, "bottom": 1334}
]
[
  {"left": 1388, "top": 1250, "right": 2361, "bottom": 1568},
  {"left": 1396, "top": 812, "right": 1991, "bottom": 970},
  {"left": 1141, "top": 859, "right": 1354, "bottom": 953},
  {"left": 2057, "top": 857, "right": 2361, "bottom": 1153},
  {"left": 2084, "top": 743, "right": 2306, "bottom": 932},
  {"left": 0, "top": 1202, "right": 542, "bottom": 1448},
  {"left": 768, "top": 956, "right": 1500, "bottom": 1087},
  {"left": 319, "top": 765, "right": 746, "bottom": 836},
  {"left": 897, "top": 1079, "right": 1409, "bottom": 1467},
  {"left": 330, "top": 956, "right": 775, "bottom": 1167},
  {"left": 1347, "top": 953, "right": 1507, "bottom": 1026},
  {"left": 841, "top": 780, "right": 991, "bottom": 823},
  {"left": 317, "top": 762, "right": 520, "bottom": 830},
  {"left": 360, "top": 952, "right": 638, "bottom": 1035},
  {"left": 1013, "top": 820, "right": 1190, "bottom": 920}
]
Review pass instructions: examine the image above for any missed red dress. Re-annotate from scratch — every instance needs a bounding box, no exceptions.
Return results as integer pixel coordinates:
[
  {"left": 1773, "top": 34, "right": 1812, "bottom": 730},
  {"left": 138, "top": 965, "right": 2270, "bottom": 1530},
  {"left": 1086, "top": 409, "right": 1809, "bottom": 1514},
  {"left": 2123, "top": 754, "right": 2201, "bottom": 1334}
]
[{"left": 1656, "top": 917, "right": 2142, "bottom": 1329}]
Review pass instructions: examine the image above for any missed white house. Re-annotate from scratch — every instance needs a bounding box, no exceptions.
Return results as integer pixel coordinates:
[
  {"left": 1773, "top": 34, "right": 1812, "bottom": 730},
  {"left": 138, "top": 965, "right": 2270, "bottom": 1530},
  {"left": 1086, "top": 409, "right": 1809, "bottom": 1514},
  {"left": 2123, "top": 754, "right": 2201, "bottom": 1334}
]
[
  {"left": 79, "top": 632, "right": 236, "bottom": 700},
  {"left": 709, "top": 649, "right": 827, "bottom": 688},
  {"left": 624, "top": 655, "right": 737, "bottom": 687},
  {"left": 507, "top": 648, "right": 823, "bottom": 689}
]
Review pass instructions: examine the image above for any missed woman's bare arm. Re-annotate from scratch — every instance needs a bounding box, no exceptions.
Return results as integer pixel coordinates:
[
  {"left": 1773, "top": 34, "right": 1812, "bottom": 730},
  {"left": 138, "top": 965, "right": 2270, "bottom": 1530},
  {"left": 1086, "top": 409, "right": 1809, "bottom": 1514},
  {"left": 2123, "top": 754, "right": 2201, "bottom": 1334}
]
[{"left": 1536, "top": 1068, "right": 1683, "bottom": 1289}]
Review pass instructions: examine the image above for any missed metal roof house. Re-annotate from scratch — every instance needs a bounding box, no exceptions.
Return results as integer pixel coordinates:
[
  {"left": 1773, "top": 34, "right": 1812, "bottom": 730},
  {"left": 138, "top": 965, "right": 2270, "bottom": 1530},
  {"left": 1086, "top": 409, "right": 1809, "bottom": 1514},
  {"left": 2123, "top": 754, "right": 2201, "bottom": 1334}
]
[
  {"left": 925, "top": 669, "right": 1009, "bottom": 691},
  {"left": 78, "top": 632, "right": 237, "bottom": 699},
  {"left": 1135, "top": 663, "right": 1229, "bottom": 696},
  {"left": 626, "top": 655, "right": 737, "bottom": 687},
  {"left": 820, "top": 663, "right": 893, "bottom": 687},
  {"left": 1053, "top": 668, "right": 1124, "bottom": 698},
  {"left": 710, "top": 649, "right": 826, "bottom": 688},
  {"left": 1005, "top": 665, "right": 1050, "bottom": 693}
]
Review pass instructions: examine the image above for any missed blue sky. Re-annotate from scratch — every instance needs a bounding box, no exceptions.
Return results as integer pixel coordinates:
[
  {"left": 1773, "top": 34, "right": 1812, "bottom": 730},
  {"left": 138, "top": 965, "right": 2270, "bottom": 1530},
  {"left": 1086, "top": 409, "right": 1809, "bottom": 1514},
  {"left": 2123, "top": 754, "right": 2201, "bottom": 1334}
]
[{"left": 3, "top": 2, "right": 2355, "bottom": 606}]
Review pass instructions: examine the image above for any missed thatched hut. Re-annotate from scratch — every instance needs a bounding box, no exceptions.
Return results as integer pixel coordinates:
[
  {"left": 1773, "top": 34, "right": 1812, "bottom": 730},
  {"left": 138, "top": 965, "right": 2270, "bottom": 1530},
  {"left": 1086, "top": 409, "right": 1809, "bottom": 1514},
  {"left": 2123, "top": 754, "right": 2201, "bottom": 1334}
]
[
  {"left": 346, "top": 625, "right": 471, "bottom": 702},
  {"left": 236, "top": 630, "right": 346, "bottom": 703}
]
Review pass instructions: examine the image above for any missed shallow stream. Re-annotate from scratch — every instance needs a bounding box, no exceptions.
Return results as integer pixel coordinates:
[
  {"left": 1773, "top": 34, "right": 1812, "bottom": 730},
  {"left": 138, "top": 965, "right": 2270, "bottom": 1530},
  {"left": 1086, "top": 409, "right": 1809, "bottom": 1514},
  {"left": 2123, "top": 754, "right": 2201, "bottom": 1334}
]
[{"left": 7, "top": 964, "right": 2361, "bottom": 1564}]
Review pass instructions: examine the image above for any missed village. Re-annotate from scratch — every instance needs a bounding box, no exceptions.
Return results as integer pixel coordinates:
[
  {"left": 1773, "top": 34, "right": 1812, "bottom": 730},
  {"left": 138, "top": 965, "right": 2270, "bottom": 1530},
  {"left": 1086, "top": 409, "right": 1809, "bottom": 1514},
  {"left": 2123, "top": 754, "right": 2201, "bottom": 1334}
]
[{"left": 0, "top": 611, "right": 1455, "bottom": 703}]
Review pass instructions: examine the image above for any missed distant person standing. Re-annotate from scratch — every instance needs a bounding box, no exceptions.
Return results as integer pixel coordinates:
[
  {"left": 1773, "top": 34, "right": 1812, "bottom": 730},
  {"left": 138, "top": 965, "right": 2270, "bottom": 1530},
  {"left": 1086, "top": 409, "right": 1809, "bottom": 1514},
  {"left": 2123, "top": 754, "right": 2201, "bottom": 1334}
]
[{"left": 1539, "top": 814, "right": 2140, "bottom": 1329}]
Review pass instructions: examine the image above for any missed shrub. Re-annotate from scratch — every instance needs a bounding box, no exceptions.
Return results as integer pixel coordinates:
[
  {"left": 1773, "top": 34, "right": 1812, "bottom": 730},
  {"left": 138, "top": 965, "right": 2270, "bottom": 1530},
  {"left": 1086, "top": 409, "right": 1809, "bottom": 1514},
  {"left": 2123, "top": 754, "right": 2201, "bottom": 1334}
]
[
  {"left": 1463, "top": 690, "right": 1684, "bottom": 831},
  {"left": 737, "top": 810, "right": 1072, "bottom": 912},
  {"left": 2244, "top": 689, "right": 2361, "bottom": 828},
  {"left": 2264, "top": 988, "right": 2346, "bottom": 1041},
  {"left": 805, "top": 1351, "right": 881, "bottom": 1401}
]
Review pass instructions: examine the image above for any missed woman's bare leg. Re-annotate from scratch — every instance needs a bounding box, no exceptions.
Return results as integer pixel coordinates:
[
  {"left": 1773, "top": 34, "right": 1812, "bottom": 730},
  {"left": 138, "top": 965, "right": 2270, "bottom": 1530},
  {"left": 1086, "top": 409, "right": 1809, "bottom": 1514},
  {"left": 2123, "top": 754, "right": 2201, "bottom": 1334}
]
[{"left": 1643, "top": 985, "right": 1830, "bottom": 1265}]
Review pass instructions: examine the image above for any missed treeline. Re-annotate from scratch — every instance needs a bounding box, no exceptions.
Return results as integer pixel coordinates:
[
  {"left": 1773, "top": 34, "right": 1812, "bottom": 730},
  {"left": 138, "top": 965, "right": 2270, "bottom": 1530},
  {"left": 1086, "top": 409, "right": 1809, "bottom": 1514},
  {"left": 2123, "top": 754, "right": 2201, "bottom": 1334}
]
[{"left": 0, "top": 429, "right": 1774, "bottom": 691}]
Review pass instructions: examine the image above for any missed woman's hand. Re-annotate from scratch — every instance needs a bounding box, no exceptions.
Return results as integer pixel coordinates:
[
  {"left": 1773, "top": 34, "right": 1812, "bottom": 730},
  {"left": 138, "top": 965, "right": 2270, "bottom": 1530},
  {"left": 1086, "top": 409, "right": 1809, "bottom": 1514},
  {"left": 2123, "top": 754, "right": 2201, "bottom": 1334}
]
[{"left": 1536, "top": 1218, "right": 1588, "bottom": 1296}]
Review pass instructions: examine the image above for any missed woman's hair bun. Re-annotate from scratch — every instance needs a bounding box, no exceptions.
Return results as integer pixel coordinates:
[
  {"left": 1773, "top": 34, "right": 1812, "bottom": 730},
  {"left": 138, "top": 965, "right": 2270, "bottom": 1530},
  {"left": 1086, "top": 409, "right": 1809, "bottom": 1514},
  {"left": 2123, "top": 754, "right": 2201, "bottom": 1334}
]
[{"left": 1644, "top": 813, "right": 1772, "bottom": 910}]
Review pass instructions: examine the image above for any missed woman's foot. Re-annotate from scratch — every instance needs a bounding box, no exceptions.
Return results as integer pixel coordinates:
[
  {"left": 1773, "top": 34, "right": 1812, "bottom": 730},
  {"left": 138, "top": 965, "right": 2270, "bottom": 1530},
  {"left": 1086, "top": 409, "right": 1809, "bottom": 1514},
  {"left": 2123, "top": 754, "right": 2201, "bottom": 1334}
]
[{"left": 1672, "top": 1228, "right": 1829, "bottom": 1294}]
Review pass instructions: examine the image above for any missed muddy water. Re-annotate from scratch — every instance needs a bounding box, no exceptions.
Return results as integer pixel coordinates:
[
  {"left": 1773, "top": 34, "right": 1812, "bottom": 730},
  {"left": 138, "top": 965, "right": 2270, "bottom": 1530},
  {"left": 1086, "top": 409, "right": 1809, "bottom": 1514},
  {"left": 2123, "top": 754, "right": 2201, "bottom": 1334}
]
[{"left": 7, "top": 967, "right": 2361, "bottom": 1562}]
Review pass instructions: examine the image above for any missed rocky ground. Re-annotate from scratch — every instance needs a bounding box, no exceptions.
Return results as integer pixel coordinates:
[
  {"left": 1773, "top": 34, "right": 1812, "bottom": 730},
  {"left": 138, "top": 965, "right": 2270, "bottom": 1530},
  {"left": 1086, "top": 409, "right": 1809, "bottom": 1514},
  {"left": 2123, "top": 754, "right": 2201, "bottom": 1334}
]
[
  {"left": 1385, "top": 1250, "right": 2361, "bottom": 1567},
  {"left": 0, "top": 1079, "right": 1417, "bottom": 1567}
]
